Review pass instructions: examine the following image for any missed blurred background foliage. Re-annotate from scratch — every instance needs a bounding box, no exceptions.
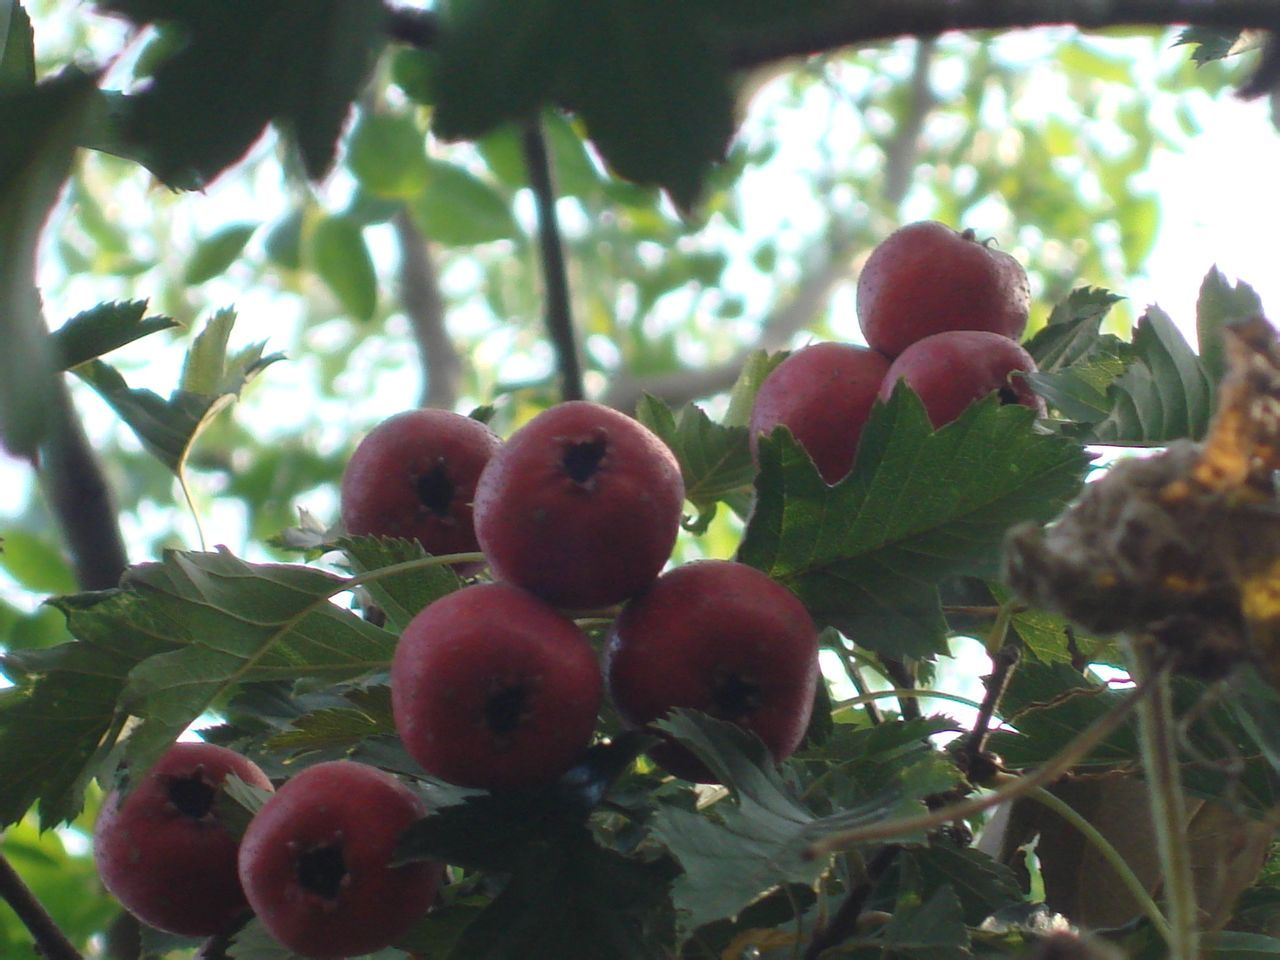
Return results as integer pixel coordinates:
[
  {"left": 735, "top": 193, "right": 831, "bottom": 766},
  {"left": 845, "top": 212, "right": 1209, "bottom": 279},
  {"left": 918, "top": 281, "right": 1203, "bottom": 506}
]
[{"left": 0, "top": 2, "right": 1273, "bottom": 951}]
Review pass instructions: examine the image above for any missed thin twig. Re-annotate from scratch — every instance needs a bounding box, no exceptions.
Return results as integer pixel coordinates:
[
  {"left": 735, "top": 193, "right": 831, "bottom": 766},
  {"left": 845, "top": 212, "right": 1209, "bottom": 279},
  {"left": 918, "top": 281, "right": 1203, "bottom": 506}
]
[
  {"left": 803, "top": 845, "right": 900, "bottom": 960},
  {"left": 37, "top": 378, "right": 129, "bottom": 590},
  {"left": 0, "top": 851, "right": 84, "bottom": 960},
  {"left": 962, "top": 642, "right": 1020, "bottom": 777},
  {"left": 804, "top": 662, "right": 1163, "bottom": 860},
  {"left": 1129, "top": 640, "right": 1198, "bottom": 959},
  {"left": 393, "top": 211, "right": 462, "bottom": 410},
  {"left": 881, "top": 658, "right": 921, "bottom": 721},
  {"left": 521, "top": 116, "right": 584, "bottom": 403}
]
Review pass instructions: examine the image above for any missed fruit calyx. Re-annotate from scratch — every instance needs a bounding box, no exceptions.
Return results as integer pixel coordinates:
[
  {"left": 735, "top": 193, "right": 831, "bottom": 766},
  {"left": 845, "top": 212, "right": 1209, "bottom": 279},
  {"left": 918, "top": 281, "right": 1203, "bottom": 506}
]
[
  {"left": 293, "top": 834, "right": 350, "bottom": 905},
  {"left": 561, "top": 431, "right": 609, "bottom": 487},
  {"left": 164, "top": 768, "right": 218, "bottom": 821},
  {"left": 414, "top": 459, "right": 455, "bottom": 518},
  {"left": 483, "top": 677, "right": 536, "bottom": 742},
  {"left": 710, "top": 671, "right": 764, "bottom": 720}
]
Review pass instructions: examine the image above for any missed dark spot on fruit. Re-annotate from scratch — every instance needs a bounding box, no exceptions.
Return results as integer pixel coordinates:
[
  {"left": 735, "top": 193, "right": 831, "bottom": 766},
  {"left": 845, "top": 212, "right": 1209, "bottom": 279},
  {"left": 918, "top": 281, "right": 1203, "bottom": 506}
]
[
  {"left": 711, "top": 672, "right": 763, "bottom": 720},
  {"left": 415, "top": 460, "right": 455, "bottom": 517},
  {"left": 484, "top": 683, "right": 531, "bottom": 737},
  {"left": 998, "top": 385, "right": 1021, "bottom": 405},
  {"left": 296, "top": 842, "right": 347, "bottom": 901},
  {"left": 166, "top": 773, "right": 216, "bottom": 820},
  {"left": 562, "top": 436, "right": 608, "bottom": 485}
]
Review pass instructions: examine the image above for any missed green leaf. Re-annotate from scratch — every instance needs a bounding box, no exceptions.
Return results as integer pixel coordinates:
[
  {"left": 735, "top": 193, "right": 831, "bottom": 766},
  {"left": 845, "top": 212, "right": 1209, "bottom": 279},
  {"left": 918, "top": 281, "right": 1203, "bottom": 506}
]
[
  {"left": 183, "top": 223, "right": 257, "bottom": 285},
  {"left": 1204, "top": 931, "right": 1280, "bottom": 957},
  {"left": 112, "top": 549, "right": 400, "bottom": 781},
  {"left": 1086, "top": 305, "right": 1215, "bottom": 444},
  {"left": 94, "top": 0, "right": 387, "bottom": 185},
  {"left": 408, "top": 159, "right": 519, "bottom": 246},
  {"left": 338, "top": 536, "right": 462, "bottom": 634},
  {"left": 738, "top": 388, "right": 1090, "bottom": 658},
  {"left": 430, "top": 0, "right": 571, "bottom": 140},
  {"left": 1197, "top": 267, "right": 1264, "bottom": 385},
  {"left": 564, "top": 0, "right": 735, "bottom": 210},
  {"left": 310, "top": 215, "right": 377, "bottom": 321},
  {"left": 873, "top": 884, "right": 971, "bottom": 959},
  {"left": 347, "top": 111, "right": 430, "bottom": 199},
  {"left": 74, "top": 310, "right": 282, "bottom": 475},
  {"left": 0, "top": 529, "right": 76, "bottom": 594},
  {"left": 0, "top": 70, "right": 95, "bottom": 457},
  {"left": 1176, "top": 27, "right": 1241, "bottom": 65},
  {"left": 49, "top": 300, "right": 178, "bottom": 371},
  {"left": 635, "top": 395, "right": 754, "bottom": 533},
  {"left": 1024, "top": 287, "right": 1127, "bottom": 374},
  {"left": 264, "top": 208, "right": 304, "bottom": 270},
  {"left": 0, "top": 0, "right": 35, "bottom": 90},
  {"left": 650, "top": 711, "right": 960, "bottom": 938},
  {"left": 724, "top": 349, "right": 787, "bottom": 429},
  {"left": 264, "top": 685, "right": 397, "bottom": 757},
  {"left": 905, "top": 845, "right": 1024, "bottom": 926}
]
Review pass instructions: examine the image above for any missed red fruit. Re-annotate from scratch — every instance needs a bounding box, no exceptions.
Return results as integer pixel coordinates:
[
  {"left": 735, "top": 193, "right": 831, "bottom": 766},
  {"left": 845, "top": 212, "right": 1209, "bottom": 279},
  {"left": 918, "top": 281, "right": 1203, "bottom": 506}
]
[
  {"left": 472, "top": 401, "right": 685, "bottom": 608},
  {"left": 237, "top": 761, "right": 438, "bottom": 960},
  {"left": 750, "top": 342, "right": 891, "bottom": 483},
  {"left": 340, "top": 409, "right": 502, "bottom": 562},
  {"left": 392, "top": 582, "right": 603, "bottom": 790},
  {"left": 603, "top": 560, "right": 820, "bottom": 783},
  {"left": 93, "top": 741, "right": 274, "bottom": 937},
  {"left": 878, "top": 329, "right": 1045, "bottom": 428},
  {"left": 857, "top": 221, "right": 1030, "bottom": 358}
]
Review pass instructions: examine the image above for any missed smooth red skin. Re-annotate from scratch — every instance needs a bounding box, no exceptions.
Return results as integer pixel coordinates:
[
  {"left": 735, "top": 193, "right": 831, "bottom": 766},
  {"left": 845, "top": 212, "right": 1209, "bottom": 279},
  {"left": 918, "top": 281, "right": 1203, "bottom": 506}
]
[
  {"left": 473, "top": 401, "right": 685, "bottom": 609},
  {"left": 238, "top": 761, "right": 438, "bottom": 960},
  {"left": 94, "top": 741, "right": 274, "bottom": 937},
  {"left": 340, "top": 409, "right": 502, "bottom": 563},
  {"left": 392, "top": 582, "right": 603, "bottom": 790},
  {"left": 857, "top": 221, "right": 1030, "bottom": 358},
  {"left": 879, "top": 329, "right": 1046, "bottom": 428},
  {"left": 603, "top": 560, "right": 820, "bottom": 783},
  {"left": 750, "top": 343, "right": 892, "bottom": 484}
]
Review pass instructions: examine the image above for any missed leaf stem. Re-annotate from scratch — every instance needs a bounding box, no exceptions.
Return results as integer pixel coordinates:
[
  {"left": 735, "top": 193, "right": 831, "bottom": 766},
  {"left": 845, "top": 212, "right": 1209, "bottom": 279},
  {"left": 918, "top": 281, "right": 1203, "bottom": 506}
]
[
  {"left": 1128, "top": 639, "right": 1199, "bottom": 959},
  {"left": 830, "top": 687, "right": 985, "bottom": 715},
  {"left": 804, "top": 663, "right": 1163, "bottom": 860},
  {"left": 521, "top": 115, "right": 584, "bottom": 403},
  {"left": 803, "top": 845, "right": 899, "bottom": 960},
  {"left": 1025, "top": 785, "right": 1171, "bottom": 941},
  {"left": 0, "top": 851, "right": 83, "bottom": 960}
]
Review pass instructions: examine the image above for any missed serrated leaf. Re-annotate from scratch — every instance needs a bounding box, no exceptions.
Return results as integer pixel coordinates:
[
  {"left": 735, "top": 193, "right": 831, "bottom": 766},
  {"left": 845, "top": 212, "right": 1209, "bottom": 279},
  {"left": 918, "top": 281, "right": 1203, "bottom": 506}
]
[
  {"left": 213, "top": 771, "right": 274, "bottom": 840},
  {"left": 1086, "top": 306, "right": 1215, "bottom": 443},
  {"left": 408, "top": 159, "right": 519, "bottom": 246},
  {"left": 906, "top": 845, "right": 1024, "bottom": 926},
  {"left": 112, "top": 548, "right": 400, "bottom": 783},
  {"left": 564, "top": 0, "right": 734, "bottom": 210},
  {"left": 338, "top": 536, "right": 462, "bottom": 634},
  {"left": 1024, "top": 287, "right": 1127, "bottom": 373},
  {"left": 93, "top": 0, "right": 386, "bottom": 185},
  {"left": 1176, "top": 27, "right": 1241, "bottom": 65},
  {"left": 347, "top": 111, "right": 430, "bottom": 199},
  {"left": 0, "top": 0, "right": 35, "bottom": 90},
  {"left": 635, "top": 395, "right": 754, "bottom": 533},
  {"left": 738, "top": 387, "right": 1090, "bottom": 658},
  {"left": 48, "top": 300, "right": 178, "bottom": 371},
  {"left": 74, "top": 311, "right": 281, "bottom": 475},
  {"left": 875, "top": 884, "right": 971, "bottom": 959},
  {"left": 650, "top": 712, "right": 961, "bottom": 938},
  {"left": 183, "top": 223, "right": 257, "bottom": 285},
  {"left": 724, "top": 349, "right": 788, "bottom": 428},
  {"left": 310, "top": 215, "right": 377, "bottom": 320},
  {"left": 1197, "top": 267, "right": 1264, "bottom": 385},
  {"left": 0, "top": 69, "right": 94, "bottom": 457}
]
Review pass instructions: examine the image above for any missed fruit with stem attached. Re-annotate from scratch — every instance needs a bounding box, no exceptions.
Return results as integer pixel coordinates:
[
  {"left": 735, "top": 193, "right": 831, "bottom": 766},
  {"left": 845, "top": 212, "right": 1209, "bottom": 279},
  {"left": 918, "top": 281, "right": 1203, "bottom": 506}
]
[
  {"left": 392, "top": 581, "right": 603, "bottom": 790},
  {"left": 750, "top": 342, "right": 891, "bottom": 483},
  {"left": 340, "top": 409, "right": 501, "bottom": 564},
  {"left": 237, "top": 761, "right": 438, "bottom": 959},
  {"left": 473, "top": 401, "right": 684, "bottom": 608},
  {"left": 857, "top": 221, "right": 1030, "bottom": 358},
  {"left": 93, "top": 741, "right": 274, "bottom": 937},
  {"left": 878, "top": 329, "right": 1045, "bottom": 428},
  {"left": 603, "top": 560, "right": 820, "bottom": 782}
]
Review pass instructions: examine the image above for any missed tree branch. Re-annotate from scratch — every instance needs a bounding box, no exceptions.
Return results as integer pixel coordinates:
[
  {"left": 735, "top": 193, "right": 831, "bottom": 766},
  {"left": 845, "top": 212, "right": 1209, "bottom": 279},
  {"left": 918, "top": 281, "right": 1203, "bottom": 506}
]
[
  {"left": 882, "top": 37, "right": 936, "bottom": 208},
  {"left": 725, "top": 1, "right": 1280, "bottom": 70},
  {"left": 37, "top": 378, "right": 128, "bottom": 590},
  {"left": 521, "top": 116, "right": 584, "bottom": 402},
  {"left": 804, "top": 845, "right": 900, "bottom": 960},
  {"left": 0, "top": 851, "right": 84, "bottom": 960},
  {"left": 393, "top": 211, "right": 462, "bottom": 410}
]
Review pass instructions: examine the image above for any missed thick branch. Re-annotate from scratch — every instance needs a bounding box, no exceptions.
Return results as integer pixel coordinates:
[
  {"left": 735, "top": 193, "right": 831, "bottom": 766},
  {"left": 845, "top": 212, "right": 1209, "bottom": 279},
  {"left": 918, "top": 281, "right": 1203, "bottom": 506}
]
[
  {"left": 726, "top": 1, "right": 1280, "bottom": 69},
  {"left": 600, "top": 238, "right": 856, "bottom": 412},
  {"left": 37, "top": 378, "right": 128, "bottom": 590},
  {"left": 393, "top": 211, "right": 462, "bottom": 410},
  {"left": 0, "top": 852, "right": 83, "bottom": 960},
  {"left": 521, "top": 117, "right": 584, "bottom": 402},
  {"left": 882, "top": 38, "right": 936, "bottom": 208}
]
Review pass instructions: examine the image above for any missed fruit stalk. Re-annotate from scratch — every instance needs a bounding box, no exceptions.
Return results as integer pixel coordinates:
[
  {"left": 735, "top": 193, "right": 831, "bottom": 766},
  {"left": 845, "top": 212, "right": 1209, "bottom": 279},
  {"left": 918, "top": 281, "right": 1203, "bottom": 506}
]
[
  {"left": 0, "top": 851, "right": 83, "bottom": 960},
  {"left": 1128, "top": 638, "right": 1199, "bottom": 960}
]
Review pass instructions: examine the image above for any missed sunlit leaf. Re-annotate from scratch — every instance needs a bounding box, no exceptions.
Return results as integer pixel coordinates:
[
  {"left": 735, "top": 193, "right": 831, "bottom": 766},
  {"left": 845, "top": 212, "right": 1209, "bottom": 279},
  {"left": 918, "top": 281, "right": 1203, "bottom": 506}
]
[
  {"left": 310, "top": 215, "right": 377, "bottom": 320},
  {"left": 183, "top": 223, "right": 257, "bottom": 285},
  {"left": 1197, "top": 267, "right": 1264, "bottom": 385},
  {"left": 49, "top": 300, "right": 178, "bottom": 371}
]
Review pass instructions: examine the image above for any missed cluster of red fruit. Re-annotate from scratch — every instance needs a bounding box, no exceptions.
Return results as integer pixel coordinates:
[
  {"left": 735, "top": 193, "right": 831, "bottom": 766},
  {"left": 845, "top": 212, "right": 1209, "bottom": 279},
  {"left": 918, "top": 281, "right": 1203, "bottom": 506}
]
[
  {"left": 751, "top": 221, "right": 1044, "bottom": 484},
  {"left": 90, "top": 219, "right": 1038, "bottom": 958}
]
